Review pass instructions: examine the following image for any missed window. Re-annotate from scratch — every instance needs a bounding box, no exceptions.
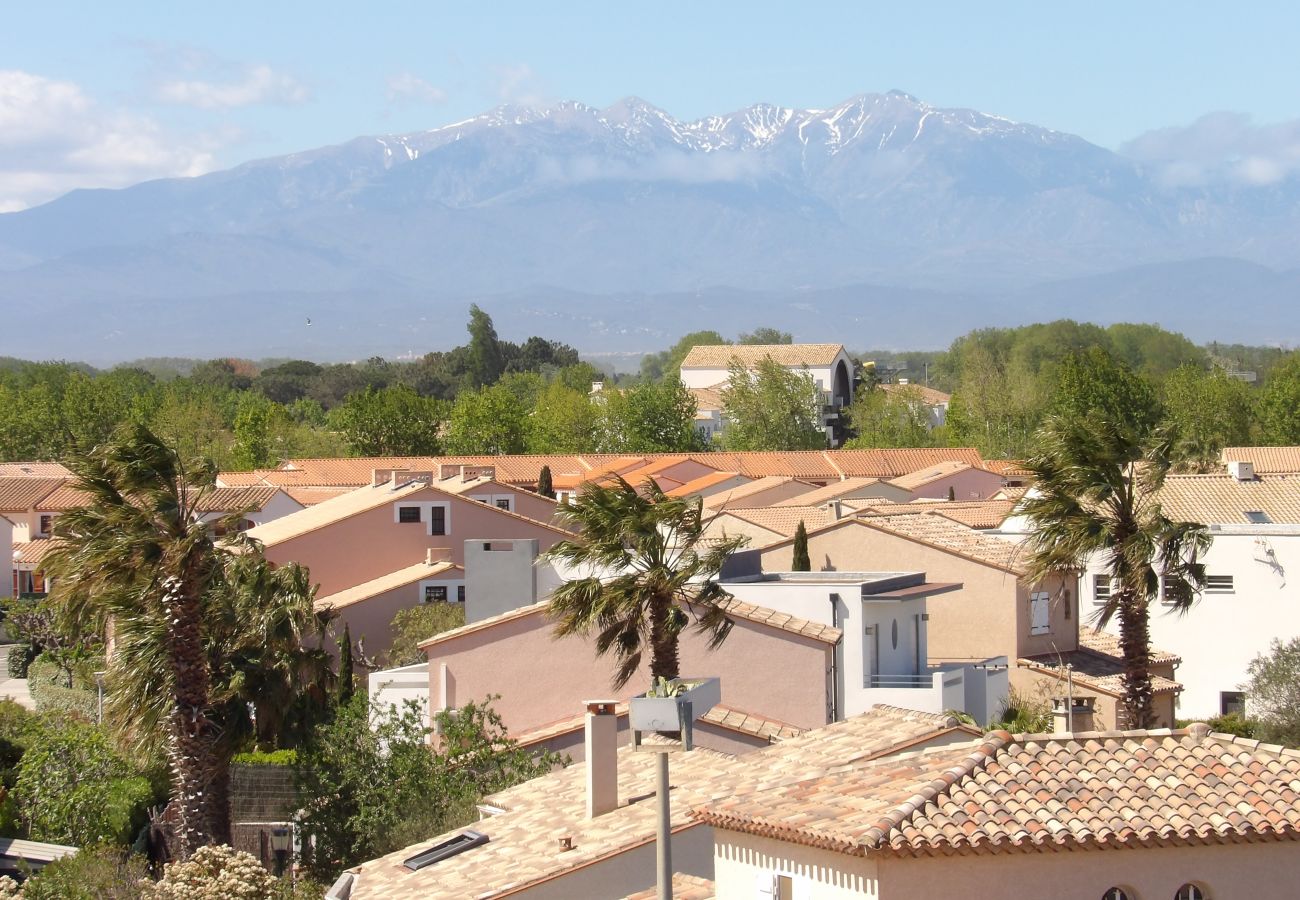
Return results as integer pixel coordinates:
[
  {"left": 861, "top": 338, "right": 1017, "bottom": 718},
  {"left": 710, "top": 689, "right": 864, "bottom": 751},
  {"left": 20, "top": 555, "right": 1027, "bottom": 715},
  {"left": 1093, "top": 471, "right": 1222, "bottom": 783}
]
[
  {"left": 1204, "top": 574, "right": 1234, "bottom": 594},
  {"left": 424, "top": 586, "right": 448, "bottom": 604},
  {"left": 1245, "top": 510, "right": 1271, "bottom": 524},
  {"left": 1102, "top": 890, "right": 1131, "bottom": 900},
  {"left": 495, "top": 498, "right": 511, "bottom": 511},
  {"left": 1063, "top": 589, "right": 1072, "bottom": 621},
  {"left": 397, "top": 506, "right": 421, "bottom": 524},
  {"left": 430, "top": 506, "right": 446, "bottom": 536},
  {"left": 1029, "top": 592, "right": 1051, "bottom": 635},
  {"left": 402, "top": 830, "right": 488, "bottom": 871},
  {"left": 775, "top": 874, "right": 794, "bottom": 900},
  {"left": 457, "top": 585, "right": 466, "bottom": 604},
  {"left": 1093, "top": 574, "right": 1111, "bottom": 604},
  {"left": 38, "top": 514, "right": 53, "bottom": 535},
  {"left": 1175, "top": 884, "right": 1207, "bottom": 900},
  {"left": 1220, "top": 691, "right": 1245, "bottom": 717}
]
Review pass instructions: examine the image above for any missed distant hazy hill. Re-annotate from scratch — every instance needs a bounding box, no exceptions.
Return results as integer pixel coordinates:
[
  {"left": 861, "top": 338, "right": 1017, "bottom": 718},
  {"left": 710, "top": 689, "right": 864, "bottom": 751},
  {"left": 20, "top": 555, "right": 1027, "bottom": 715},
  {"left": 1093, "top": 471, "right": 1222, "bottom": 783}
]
[{"left": 2, "top": 90, "right": 1298, "bottom": 361}]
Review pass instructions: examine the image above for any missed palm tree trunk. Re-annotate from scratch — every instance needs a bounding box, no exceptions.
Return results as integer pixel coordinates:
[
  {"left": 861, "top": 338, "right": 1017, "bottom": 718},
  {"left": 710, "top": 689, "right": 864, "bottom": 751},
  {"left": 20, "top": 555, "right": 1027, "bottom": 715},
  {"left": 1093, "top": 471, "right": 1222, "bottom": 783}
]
[
  {"left": 1116, "top": 590, "right": 1155, "bottom": 729},
  {"left": 162, "top": 576, "right": 220, "bottom": 857},
  {"left": 207, "top": 756, "right": 233, "bottom": 846},
  {"left": 647, "top": 597, "right": 680, "bottom": 682}
]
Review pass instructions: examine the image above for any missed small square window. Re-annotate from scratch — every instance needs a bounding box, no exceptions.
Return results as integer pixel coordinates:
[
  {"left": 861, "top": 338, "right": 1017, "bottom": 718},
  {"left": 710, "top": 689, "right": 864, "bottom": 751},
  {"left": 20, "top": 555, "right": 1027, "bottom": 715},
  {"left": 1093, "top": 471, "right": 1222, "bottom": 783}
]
[
  {"left": 38, "top": 514, "right": 53, "bottom": 535},
  {"left": 1221, "top": 690, "right": 1245, "bottom": 717},
  {"left": 398, "top": 506, "right": 421, "bottom": 524},
  {"left": 495, "top": 498, "right": 511, "bottom": 511},
  {"left": 424, "top": 586, "right": 448, "bottom": 604}
]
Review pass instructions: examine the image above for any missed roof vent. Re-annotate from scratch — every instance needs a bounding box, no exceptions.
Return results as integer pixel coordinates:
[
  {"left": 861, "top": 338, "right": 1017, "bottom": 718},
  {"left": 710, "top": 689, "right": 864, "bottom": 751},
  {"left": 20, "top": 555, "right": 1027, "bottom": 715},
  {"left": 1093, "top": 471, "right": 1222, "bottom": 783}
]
[
  {"left": 1227, "top": 460, "right": 1255, "bottom": 481},
  {"left": 402, "top": 830, "right": 489, "bottom": 871}
]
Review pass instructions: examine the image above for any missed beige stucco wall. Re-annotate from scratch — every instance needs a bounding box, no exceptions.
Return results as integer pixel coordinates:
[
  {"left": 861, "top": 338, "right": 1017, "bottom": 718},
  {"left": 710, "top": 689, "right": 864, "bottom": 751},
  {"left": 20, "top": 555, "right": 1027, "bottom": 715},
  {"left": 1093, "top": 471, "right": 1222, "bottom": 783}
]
[
  {"left": 716, "top": 830, "right": 1298, "bottom": 900},
  {"left": 905, "top": 467, "right": 1004, "bottom": 501},
  {"left": 1015, "top": 664, "right": 1179, "bottom": 731},
  {"left": 706, "top": 516, "right": 786, "bottom": 551},
  {"left": 709, "top": 480, "right": 821, "bottom": 509},
  {"left": 264, "top": 489, "right": 566, "bottom": 596},
  {"left": 428, "top": 608, "right": 832, "bottom": 739},
  {"left": 760, "top": 523, "right": 1075, "bottom": 667}
]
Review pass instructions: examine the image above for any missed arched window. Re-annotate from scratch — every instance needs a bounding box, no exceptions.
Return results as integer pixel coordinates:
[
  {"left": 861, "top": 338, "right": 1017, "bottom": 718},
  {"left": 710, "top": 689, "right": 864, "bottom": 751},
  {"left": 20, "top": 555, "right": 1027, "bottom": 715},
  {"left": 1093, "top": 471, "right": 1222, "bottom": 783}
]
[
  {"left": 1175, "top": 885, "right": 1207, "bottom": 900},
  {"left": 1102, "top": 889, "right": 1131, "bottom": 900}
]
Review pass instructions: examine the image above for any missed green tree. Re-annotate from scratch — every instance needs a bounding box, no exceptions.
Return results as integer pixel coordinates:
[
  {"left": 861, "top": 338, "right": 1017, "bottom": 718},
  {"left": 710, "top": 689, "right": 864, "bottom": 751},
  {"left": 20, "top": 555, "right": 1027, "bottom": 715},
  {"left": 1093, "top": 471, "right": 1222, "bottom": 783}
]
[
  {"left": 537, "top": 465, "right": 555, "bottom": 499},
  {"left": 638, "top": 331, "right": 728, "bottom": 381},
  {"left": 467, "top": 305, "right": 506, "bottom": 387},
  {"left": 791, "top": 521, "right": 811, "bottom": 572},
  {"left": 1242, "top": 638, "right": 1300, "bottom": 746},
  {"left": 720, "top": 357, "right": 825, "bottom": 451},
  {"left": 1020, "top": 417, "right": 1210, "bottom": 728},
  {"left": 337, "top": 623, "right": 355, "bottom": 707},
  {"left": 527, "top": 382, "right": 596, "bottom": 453},
  {"left": 13, "top": 719, "right": 156, "bottom": 846},
  {"left": 945, "top": 342, "right": 1043, "bottom": 458},
  {"left": 542, "top": 477, "right": 748, "bottom": 687},
  {"left": 1049, "top": 346, "right": 1161, "bottom": 436},
  {"left": 383, "top": 604, "right": 466, "bottom": 668},
  {"left": 231, "top": 393, "right": 282, "bottom": 469},
  {"left": 737, "top": 327, "right": 793, "bottom": 345},
  {"left": 1161, "top": 365, "right": 1254, "bottom": 468},
  {"left": 596, "top": 380, "right": 700, "bottom": 453},
  {"left": 845, "top": 386, "right": 933, "bottom": 449},
  {"left": 294, "top": 697, "right": 558, "bottom": 881},
  {"left": 444, "top": 384, "right": 528, "bottom": 455},
  {"left": 1257, "top": 352, "right": 1300, "bottom": 444},
  {"left": 1106, "top": 323, "right": 1207, "bottom": 380},
  {"left": 331, "top": 385, "right": 447, "bottom": 456}
]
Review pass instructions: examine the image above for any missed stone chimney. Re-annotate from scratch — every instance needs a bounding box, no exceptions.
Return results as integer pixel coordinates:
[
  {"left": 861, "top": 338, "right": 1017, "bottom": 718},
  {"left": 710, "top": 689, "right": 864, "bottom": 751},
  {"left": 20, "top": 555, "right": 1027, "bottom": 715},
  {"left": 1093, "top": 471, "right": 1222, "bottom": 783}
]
[
  {"left": 585, "top": 700, "right": 619, "bottom": 818},
  {"left": 1051, "top": 695, "right": 1095, "bottom": 733}
]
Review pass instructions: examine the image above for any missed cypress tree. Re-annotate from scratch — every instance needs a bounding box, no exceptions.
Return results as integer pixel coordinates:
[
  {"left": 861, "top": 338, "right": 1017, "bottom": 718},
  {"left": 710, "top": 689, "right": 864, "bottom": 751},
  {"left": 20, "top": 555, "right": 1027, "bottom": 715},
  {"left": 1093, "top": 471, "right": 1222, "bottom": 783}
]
[
  {"left": 537, "top": 464, "right": 555, "bottom": 499},
  {"left": 791, "top": 520, "right": 811, "bottom": 572},
  {"left": 947, "top": 485, "right": 956, "bottom": 501},
  {"left": 337, "top": 623, "right": 355, "bottom": 706}
]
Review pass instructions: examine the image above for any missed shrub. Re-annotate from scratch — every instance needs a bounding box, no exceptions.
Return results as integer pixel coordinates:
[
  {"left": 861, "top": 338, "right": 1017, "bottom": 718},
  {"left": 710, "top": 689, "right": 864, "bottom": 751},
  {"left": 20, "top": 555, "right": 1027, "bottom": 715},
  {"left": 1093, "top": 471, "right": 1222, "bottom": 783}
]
[
  {"left": 989, "top": 689, "right": 1053, "bottom": 734},
  {"left": 5, "top": 645, "right": 34, "bottom": 680},
  {"left": 1205, "top": 712, "right": 1257, "bottom": 738},
  {"left": 232, "top": 749, "right": 297, "bottom": 766},
  {"left": 142, "top": 845, "right": 276, "bottom": 900},
  {"left": 13, "top": 720, "right": 157, "bottom": 846},
  {"left": 17, "top": 844, "right": 150, "bottom": 900},
  {"left": 382, "top": 603, "right": 465, "bottom": 668},
  {"left": 1244, "top": 638, "right": 1300, "bottom": 747},
  {"left": 26, "top": 654, "right": 98, "bottom": 721}
]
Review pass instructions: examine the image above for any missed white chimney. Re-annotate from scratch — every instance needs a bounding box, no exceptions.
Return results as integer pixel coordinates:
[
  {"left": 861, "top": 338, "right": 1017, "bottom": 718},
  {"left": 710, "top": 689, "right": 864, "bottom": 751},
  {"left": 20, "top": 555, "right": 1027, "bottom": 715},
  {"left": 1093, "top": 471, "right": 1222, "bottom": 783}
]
[
  {"left": 585, "top": 700, "right": 619, "bottom": 818},
  {"left": 1228, "top": 460, "right": 1255, "bottom": 481}
]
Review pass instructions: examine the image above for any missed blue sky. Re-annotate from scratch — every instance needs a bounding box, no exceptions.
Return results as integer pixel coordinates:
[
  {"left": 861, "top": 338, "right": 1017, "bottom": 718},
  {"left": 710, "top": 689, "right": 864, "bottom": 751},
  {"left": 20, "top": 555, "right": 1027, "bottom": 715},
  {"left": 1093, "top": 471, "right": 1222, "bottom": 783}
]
[{"left": 2, "top": 1, "right": 1298, "bottom": 209}]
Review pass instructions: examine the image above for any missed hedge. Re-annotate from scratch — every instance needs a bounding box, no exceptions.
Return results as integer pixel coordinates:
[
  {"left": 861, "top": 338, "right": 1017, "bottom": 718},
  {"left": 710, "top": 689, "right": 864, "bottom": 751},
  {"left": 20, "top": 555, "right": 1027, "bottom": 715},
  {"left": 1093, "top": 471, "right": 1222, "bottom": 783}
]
[
  {"left": 28, "top": 655, "right": 99, "bottom": 721},
  {"left": 5, "top": 644, "right": 34, "bottom": 680}
]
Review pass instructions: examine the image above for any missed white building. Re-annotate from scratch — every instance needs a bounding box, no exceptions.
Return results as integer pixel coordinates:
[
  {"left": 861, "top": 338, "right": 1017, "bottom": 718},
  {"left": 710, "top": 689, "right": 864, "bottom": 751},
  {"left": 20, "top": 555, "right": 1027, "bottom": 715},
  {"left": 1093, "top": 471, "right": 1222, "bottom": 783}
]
[
  {"left": 720, "top": 571, "right": 1007, "bottom": 724},
  {"left": 679, "top": 343, "right": 855, "bottom": 446}
]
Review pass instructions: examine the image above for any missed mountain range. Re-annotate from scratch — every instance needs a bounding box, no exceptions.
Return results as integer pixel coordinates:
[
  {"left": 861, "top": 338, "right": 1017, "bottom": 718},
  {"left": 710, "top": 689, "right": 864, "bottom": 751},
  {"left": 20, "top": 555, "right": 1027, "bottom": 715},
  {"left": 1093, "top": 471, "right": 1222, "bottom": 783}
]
[{"left": 2, "top": 90, "right": 1298, "bottom": 362}]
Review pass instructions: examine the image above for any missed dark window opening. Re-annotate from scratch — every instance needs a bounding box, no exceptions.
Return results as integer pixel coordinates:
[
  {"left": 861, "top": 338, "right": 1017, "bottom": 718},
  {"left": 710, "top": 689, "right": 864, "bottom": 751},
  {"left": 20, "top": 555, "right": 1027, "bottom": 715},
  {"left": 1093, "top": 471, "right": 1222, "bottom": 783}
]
[
  {"left": 425, "top": 586, "right": 448, "bottom": 603},
  {"left": 1220, "top": 690, "right": 1245, "bottom": 717},
  {"left": 403, "top": 830, "right": 488, "bottom": 871},
  {"left": 38, "top": 514, "right": 53, "bottom": 534},
  {"left": 1205, "top": 574, "right": 1234, "bottom": 593},
  {"left": 496, "top": 498, "right": 511, "bottom": 510},
  {"left": 398, "top": 506, "right": 421, "bottom": 524},
  {"left": 1245, "top": 510, "right": 1271, "bottom": 524},
  {"left": 457, "top": 585, "right": 466, "bottom": 604},
  {"left": 430, "top": 506, "right": 446, "bottom": 535}
]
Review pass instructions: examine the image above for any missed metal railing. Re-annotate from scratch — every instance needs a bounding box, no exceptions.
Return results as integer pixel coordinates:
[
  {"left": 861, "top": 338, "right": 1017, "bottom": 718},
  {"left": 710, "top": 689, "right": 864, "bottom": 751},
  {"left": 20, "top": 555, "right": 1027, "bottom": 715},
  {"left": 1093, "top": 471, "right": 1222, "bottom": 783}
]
[{"left": 866, "top": 674, "right": 933, "bottom": 689}]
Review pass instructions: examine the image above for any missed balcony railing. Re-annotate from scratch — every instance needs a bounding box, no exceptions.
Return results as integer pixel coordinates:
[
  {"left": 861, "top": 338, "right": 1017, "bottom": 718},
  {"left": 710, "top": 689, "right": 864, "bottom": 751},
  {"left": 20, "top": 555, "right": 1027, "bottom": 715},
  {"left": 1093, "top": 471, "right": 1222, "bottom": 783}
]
[{"left": 867, "top": 674, "right": 933, "bottom": 689}]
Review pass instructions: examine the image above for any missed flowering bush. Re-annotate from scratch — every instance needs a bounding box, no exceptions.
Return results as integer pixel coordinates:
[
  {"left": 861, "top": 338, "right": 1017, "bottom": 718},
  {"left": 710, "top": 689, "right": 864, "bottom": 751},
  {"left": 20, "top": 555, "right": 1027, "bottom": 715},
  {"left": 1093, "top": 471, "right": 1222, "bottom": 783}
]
[{"left": 141, "top": 845, "right": 276, "bottom": 900}]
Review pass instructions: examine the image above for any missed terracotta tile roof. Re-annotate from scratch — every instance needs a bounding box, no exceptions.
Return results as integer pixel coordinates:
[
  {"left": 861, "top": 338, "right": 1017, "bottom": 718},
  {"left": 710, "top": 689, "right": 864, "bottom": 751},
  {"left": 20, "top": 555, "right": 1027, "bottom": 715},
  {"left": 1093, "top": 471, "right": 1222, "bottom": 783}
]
[
  {"left": 1157, "top": 473, "right": 1300, "bottom": 524},
  {"left": 194, "top": 485, "right": 284, "bottom": 513},
  {"left": 664, "top": 471, "right": 746, "bottom": 498},
  {"left": 854, "top": 514, "right": 1027, "bottom": 575},
  {"left": 981, "top": 458, "right": 1032, "bottom": 477},
  {"left": 696, "top": 723, "right": 1300, "bottom": 857},
  {"left": 1078, "top": 628, "right": 1181, "bottom": 667},
  {"left": 314, "top": 560, "right": 461, "bottom": 612},
  {"left": 715, "top": 597, "right": 842, "bottom": 644},
  {"left": 1019, "top": 645, "right": 1183, "bottom": 698},
  {"left": 1222, "top": 446, "right": 1300, "bottom": 474},
  {"left": 680, "top": 343, "right": 845, "bottom": 369},
  {"left": 280, "top": 486, "right": 352, "bottom": 506},
  {"left": 717, "top": 505, "right": 835, "bottom": 539},
  {"left": 32, "top": 483, "right": 90, "bottom": 511},
  {"left": 829, "top": 448, "right": 986, "bottom": 478},
  {"left": 991, "top": 486, "right": 1029, "bottom": 501},
  {"left": 12, "top": 539, "right": 61, "bottom": 567},
  {"left": 0, "top": 478, "right": 65, "bottom": 512},
  {"left": 887, "top": 460, "right": 976, "bottom": 490},
  {"left": 347, "top": 706, "right": 973, "bottom": 899},
  {"left": 622, "top": 874, "right": 714, "bottom": 900},
  {"left": 927, "top": 500, "right": 1017, "bottom": 529},
  {"left": 0, "top": 462, "right": 71, "bottom": 478},
  {"left": 702, "top": 476, "right": 812, "bottom": 509},
  {"left": 688, "top": 384, "right": 727, "bottom": 413},
  {"left": 771, "top": 477, "right": 887, "bottom": 507},
  {"left": 878, "top": 383, "right": 951, "bottom": 405},
  {"left": 516, "top": 703, "right": 804, "bottom": 750}
]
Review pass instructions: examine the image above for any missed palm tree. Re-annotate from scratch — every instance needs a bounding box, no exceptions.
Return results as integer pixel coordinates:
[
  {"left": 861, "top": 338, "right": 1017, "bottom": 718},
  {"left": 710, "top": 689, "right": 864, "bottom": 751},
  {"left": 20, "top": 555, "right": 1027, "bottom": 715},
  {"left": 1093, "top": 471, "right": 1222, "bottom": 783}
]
[
  {"left": 44, "top": 425, "right": 332, "bottom": 857},
  {"left": 542, "top": 476, "right": 748, "bottom": 688},
  {"left": 1020, "top": 416, "right": 1210, "bottom": 728}
]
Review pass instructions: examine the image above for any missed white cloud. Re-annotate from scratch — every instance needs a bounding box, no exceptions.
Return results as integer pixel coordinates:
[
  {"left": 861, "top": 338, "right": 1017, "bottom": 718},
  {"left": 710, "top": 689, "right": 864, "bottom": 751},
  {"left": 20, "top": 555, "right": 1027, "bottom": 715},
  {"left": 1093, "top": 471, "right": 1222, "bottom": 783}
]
[
  {"left": 0, "top": 69, "right": 221, "bottom": 211},
  {"left": 386, "top": 73, "right": 447, "bottom": 105},
  {"left": 1121, "top": 111, "right": 1300, "bottom": 188},
  {"left": 491, "top": 63, "right": 550, "bottom": 108},
  {"left": 157, "top": 63, "right": 310, "bottom": 110}
]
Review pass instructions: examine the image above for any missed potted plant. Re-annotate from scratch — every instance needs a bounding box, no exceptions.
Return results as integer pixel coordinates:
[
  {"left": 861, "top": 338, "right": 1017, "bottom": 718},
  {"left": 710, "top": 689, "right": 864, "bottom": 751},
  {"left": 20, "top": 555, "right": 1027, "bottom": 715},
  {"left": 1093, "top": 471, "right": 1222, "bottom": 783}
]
[{"left": 629, "top": 676, "right": 721, "bottom": 733}]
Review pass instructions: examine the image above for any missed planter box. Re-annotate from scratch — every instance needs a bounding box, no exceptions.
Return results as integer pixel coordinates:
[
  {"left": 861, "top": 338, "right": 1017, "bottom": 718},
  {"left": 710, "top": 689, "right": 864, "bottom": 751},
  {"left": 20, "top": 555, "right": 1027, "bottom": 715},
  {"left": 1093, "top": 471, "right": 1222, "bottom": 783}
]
[{"left": 629, "top": 677, "right": 721, "bottom": 733}]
